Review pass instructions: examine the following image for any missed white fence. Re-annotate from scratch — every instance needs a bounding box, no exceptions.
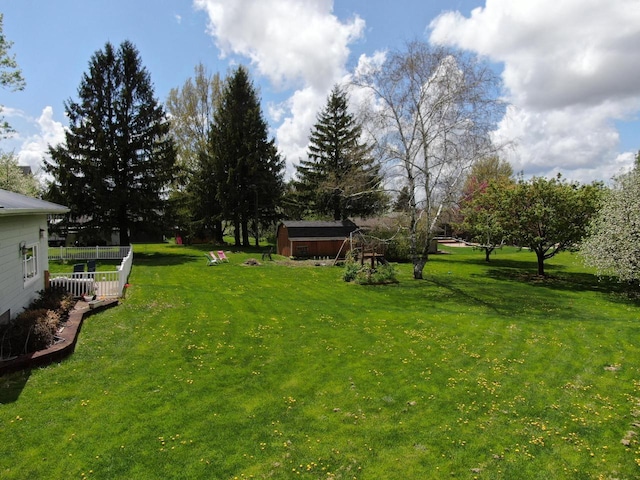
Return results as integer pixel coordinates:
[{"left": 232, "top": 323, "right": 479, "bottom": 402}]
[
  {"left": 48, "top": 245, "right": 131, "bottom": 261},
  {"left": 49, "top": 246, "right": 133, "bottom": 299}
]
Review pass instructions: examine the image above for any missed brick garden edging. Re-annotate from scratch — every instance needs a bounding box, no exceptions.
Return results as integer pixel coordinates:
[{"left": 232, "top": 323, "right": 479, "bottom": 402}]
[{"left": 0, "top": 299, "right": 118, "bottom": 376}]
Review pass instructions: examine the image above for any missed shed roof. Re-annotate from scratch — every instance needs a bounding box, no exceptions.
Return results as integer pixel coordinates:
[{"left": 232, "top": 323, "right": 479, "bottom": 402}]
[
  {"left": 0, "top": 188, "right": 69, "bottom": 216},
  {"left": 281, "top": 220, "right": 359, "bottom": 240}
]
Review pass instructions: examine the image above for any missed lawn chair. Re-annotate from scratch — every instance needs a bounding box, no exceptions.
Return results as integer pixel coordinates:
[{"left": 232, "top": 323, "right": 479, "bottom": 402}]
[
  {"left": 205, "top": 251, "right": 219, "bottom": 266},
  {"left": 72, "top": 263, "right": 85, "bottom": 278},
  {"left": 87, "top": 259, "right": 96, "bottom": 273},
  {"left": 261, "top": 246, "right": 273, "bottom": 261},
  {"left": 217, "top": 250, "right": 229, "bottom": 262}
]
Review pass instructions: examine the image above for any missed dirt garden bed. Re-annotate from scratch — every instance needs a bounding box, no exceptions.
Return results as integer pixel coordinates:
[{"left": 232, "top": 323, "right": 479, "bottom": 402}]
[{"left": 0, "top": 296, "right": 118, "bottom": 376}]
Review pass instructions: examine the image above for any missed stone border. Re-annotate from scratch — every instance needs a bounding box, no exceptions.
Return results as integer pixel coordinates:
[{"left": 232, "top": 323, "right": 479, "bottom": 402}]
[{"left": 0, "top": 299, "right": 118, "bottom": 376}]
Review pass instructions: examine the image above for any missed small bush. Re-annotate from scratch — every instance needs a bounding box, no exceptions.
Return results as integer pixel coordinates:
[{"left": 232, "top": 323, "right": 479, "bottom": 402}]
[
  {"left": 342, "top": 262, "right": 361, "bottom": 282},
  {"left": 343, "top": 258, "right": 398, "bottom": 285},
  {"left": 0, "top": 290, "right": 74, "bottom": 358}
]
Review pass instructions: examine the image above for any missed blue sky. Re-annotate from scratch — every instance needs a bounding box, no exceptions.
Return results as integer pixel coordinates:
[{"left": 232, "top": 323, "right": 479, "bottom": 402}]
[{"left": 2, "top": 0, "right": 639, "bottom": 183}]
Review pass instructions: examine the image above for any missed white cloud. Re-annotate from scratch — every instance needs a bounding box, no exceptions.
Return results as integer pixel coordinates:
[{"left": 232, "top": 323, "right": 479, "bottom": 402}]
[
  {"left": 429, "top": 0, "right": 640, "bottom": 182},
  {"left": 193, "top": 0, "right": 366, "bottom": 178},
  {"left": 194, "top": 0, "right": 364, "bottom": 90},
  {"left": 11, "top": 106, "right": 66, "bottom": 177},
  {"left": 275, "top": 86, "right": 326, "bottom": 178}
]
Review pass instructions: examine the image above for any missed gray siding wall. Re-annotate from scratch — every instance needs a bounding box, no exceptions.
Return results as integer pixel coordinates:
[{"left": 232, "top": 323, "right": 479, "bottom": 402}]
[{"left": 0, "top": 214, "right": 50, "bottom": 323}]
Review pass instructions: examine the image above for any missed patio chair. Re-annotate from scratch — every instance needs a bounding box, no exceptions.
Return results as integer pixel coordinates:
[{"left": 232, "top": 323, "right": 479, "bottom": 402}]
[
  {"left": 87, "top": 259, "right": 96, "bottom": 273},
  {"left": 261, "top": 246, "right": 273, "bottom": 261},
  {"left": 205, "top": 252, "right": 219, "bottom": 266},
  {"left": 217, "top": 250, "right": 229, "bottom": 262},
  {"left": 72, "top": 263, "right": 85, "bottom": 278}
]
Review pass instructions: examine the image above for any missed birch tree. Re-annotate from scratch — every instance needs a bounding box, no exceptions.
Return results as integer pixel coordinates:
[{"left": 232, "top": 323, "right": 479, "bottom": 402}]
[{"left": 354, "top": 41, "right": 503, "bottom": 279}]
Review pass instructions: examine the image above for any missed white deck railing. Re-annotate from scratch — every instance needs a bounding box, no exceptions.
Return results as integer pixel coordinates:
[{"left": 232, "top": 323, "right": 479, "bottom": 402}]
[
  {"left": 48, "top": 245, "right": 131, "bottom": 261},
  {"left": 49, "top": 246, "right": 133, "bottom": 298}
]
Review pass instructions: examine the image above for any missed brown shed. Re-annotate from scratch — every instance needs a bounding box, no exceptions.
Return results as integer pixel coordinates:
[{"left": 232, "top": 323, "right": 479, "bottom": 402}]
[{"left": 276, "top": 220, "right": 359, "bottom": 258}]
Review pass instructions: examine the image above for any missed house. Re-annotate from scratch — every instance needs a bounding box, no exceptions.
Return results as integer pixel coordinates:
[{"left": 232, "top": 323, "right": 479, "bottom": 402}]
[
  {"left": 276, "top": 220, "right": 359, "bottom": 258},
  {"left": 0, "top": 189, "right": 69, "bottom": 324}
]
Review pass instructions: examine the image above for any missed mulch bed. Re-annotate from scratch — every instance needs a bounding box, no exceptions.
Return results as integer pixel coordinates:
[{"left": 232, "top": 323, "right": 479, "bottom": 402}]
[{"left": 0, "top": 299, "right": 118, "bottom": 376}]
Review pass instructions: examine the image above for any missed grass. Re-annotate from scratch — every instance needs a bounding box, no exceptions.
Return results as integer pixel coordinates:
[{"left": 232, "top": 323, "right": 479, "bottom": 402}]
[{"left": 2, "top": 243, "right": 640, "bottom": 479}]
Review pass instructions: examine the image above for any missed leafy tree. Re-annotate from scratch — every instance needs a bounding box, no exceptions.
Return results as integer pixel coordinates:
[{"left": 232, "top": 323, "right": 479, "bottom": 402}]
[
  {"left": 293, "top": 85, "right": 387, "bottom": 220},
  {"left": 456, "top": 177, "right": 513, "bottom": 262},
  {"left": 581, "top": 154, "right": 640, "bottom": 283},
  {"left": 210, "top": 66, "right": 284, "bottom": 247},
  {"left": 461, "top": 156, "right": 513, "bottom": 198},
  {"left": 501, "top": 175, "right": 602, "bottom": 276},
  {"left": 165, "top": 63, "right": 224, "bottom": 242},
  {"left": 354, "top": 41, "right": 504, "bottom": 279},
  {"left": 46, "top": 41, "right": 176, "bottom": 245},
  {"left": 0, "top": 150, "right": 40, "bottom": 196},
  {"left": 0, "top": 13, "right": 26, "bottom": 137},
  {"left": 455, "top": 157, "right": 514, "bottom": 261}
]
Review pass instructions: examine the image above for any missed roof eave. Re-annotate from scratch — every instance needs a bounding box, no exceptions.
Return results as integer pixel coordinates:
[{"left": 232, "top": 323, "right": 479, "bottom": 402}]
[{"left": 0, "top": 207, "right": 70, "bottom": 216}]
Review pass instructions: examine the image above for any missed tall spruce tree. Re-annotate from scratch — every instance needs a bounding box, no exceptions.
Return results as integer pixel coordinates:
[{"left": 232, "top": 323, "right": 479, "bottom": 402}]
[
  {"left": 46, "top": 41, "right": 176, "bottom": 245},
  {"left": 294, "top": 85, "right": 387, "bottom": 220},
  {"left": 209, "top": 66, "right": 284, "bottom": 247}
]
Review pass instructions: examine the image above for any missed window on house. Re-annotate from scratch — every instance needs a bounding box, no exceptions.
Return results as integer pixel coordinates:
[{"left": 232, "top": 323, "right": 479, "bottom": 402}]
[{"left": 23, "top": 244, "right": 38, "bottom": 283}]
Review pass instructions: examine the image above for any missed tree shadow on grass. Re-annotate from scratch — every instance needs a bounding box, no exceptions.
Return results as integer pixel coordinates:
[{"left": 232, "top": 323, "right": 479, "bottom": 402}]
[
  {"left": 133, "top": 252, "right": 203, "bottom": 267},
  {"left": 0, "top": 369, "right": 31, "bottom": 404},
  {"left": 427, "top": 275, "right": 507, "bottom": 315},
  {"left": 478, "top": 264, "right": 640, "bottom": 308}
]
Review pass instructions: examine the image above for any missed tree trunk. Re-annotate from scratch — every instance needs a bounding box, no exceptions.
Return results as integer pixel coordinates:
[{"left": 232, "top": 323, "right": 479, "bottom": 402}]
[
  {"left": 233, "top": 217, "right": 241, "bottom": 246},
  {"left": 214, "top": 220, "right": 224, "bottom": 244},
  {"left": 241, "top": 219, "right": 250, "bottom": 247},
  {"left": 485, "top": 247, "right": 492, "bottom": 262},
  {"left": 412, "top": 257, "right": 426, "bottom": 279},
  {"left": 118, "top": 205, "right": 130, "bottom": 246},
  {"left": 536, "top": 251, "right": 545, "bottom": 276}
]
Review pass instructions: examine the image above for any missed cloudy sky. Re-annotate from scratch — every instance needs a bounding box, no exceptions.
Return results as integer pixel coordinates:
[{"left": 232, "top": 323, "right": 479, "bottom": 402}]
[{"left": 2, "top": 0, "right": 639, "bottom": 184}]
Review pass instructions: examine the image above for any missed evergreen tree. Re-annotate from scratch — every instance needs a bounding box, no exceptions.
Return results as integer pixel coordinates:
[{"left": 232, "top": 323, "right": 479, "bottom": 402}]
[
  {"left": 294, "top": 85, "right": 387, "bottom": 220},
  {"left": 210, "top": 66, "right": 284, "bottom": 247},
  {"left": 46, "top": 41, "right": 176, "bottom": 245},
  {"left": 393, "top": 185, "right": 412, "bottom": 212}
]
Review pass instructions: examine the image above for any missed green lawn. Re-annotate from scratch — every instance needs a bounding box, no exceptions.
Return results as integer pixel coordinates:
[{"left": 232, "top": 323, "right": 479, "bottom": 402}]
[{"left": 2, "top": 243, "right": 640, "bottom": 479}]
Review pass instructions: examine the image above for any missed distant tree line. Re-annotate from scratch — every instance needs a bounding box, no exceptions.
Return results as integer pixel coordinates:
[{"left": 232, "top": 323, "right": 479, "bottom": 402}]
[{"left": 3, "top": 29, "right": 634, "bottom": 286}]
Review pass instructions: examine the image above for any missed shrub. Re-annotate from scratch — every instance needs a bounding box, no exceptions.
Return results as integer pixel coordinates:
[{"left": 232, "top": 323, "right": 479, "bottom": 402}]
[
  {"left": 354, "top": 263, "right": 397, "bottom": 285},
  {"left": 0, "top": 290, "right": 74, "bottom": 358},
  {"left": 342, "top": 262, "right": 361, "bottom": 282},
  {"left": 343, "top": 255, "right": 398, "bottom": 285}
]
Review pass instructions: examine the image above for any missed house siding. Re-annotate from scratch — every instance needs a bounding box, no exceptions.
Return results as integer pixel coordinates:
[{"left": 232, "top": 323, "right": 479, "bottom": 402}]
[{"left": 0, "top": 214, "right": 50, "bottom": 323}]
